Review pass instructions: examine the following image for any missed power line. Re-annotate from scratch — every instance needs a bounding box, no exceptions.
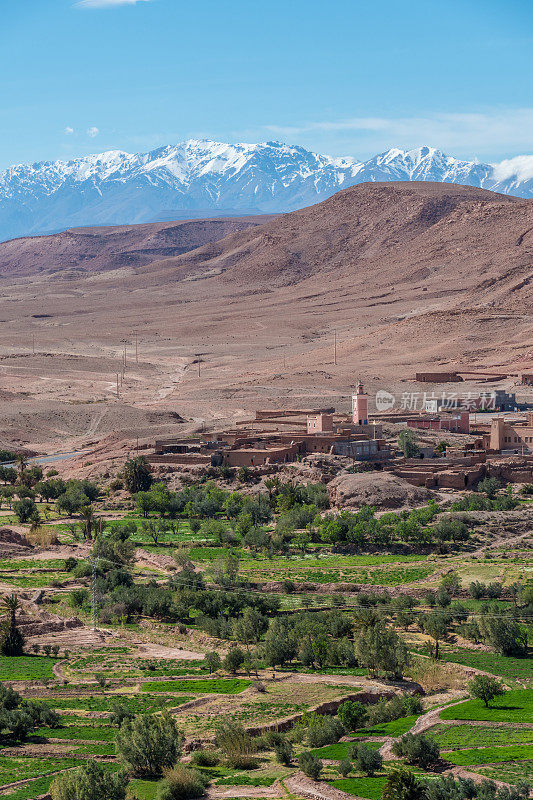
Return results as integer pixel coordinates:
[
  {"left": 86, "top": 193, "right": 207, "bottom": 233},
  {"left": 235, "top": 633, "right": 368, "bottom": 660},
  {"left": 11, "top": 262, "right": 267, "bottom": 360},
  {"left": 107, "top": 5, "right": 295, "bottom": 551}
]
[{"left": 78, "top": 549, "right": 533, "bottom": 621}]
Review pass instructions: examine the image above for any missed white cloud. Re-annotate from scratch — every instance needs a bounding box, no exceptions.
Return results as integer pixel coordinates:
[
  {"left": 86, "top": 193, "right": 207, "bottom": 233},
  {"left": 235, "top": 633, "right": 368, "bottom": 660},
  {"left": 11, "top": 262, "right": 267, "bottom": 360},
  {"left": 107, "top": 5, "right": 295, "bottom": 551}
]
[
  {"left": 264, "top": 108, "right": 533, "bottom": 161},
  {"left": 64, "top": 126, "right": 74, "bottom": 135},
  {"left": 75, "top": 0, "right": 151, "bottom": 7},
  {"left": 87, "top": 126, "right": 100, "bottom": 138},
  {"left": 492, "top": 155, "right": 533, "bottom": 183}
]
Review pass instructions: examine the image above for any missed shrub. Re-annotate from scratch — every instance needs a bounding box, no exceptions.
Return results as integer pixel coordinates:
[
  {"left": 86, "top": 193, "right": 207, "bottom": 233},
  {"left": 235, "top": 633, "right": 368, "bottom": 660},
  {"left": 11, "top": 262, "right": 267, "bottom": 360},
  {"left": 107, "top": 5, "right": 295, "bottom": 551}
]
[
  {"left": 298, "top": 751, "right": 323, "bottom": 780},
  {"left": 392, "top": 733, "right": 440, "bottom": 768},
  {"left": 116, "top": 712, "right": 184, "bottom": 778},
  {"left": 50, "top": 762, "right": 128, "bottom": 800},
  {"left": 156, "top": 764, "right": 209, "bottom": 800},
  {"left": 353, "top": 743, "right": 383, "bottom": 776},
  {"left": 338, "top": 700, "right": 367, "bottom": 731},
  {"left": 382, "top": 767, "right": 423, "bottom": 800},
  {"left": 274, "top": 738, "right": 293, "bottom": 765},
  {"left": 306, "top": 714, "right": 345, "bottom": 748},
  {"left": 191, "top": 750, "right": 219, "bottom": 767},
  {"left": 337, "top": 759, "right": 352, "bottom": 778},
  {"left": 215, "top": 719, "right": 256, "bottom": 762}
]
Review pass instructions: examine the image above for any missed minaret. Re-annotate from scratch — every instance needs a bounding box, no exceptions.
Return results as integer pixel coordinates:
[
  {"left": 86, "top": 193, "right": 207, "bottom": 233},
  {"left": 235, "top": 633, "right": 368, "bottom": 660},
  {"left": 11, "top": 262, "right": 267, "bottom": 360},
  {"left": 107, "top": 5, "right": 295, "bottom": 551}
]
[{"left": 352, "top": 380, "right": 368, "bottom": 425}]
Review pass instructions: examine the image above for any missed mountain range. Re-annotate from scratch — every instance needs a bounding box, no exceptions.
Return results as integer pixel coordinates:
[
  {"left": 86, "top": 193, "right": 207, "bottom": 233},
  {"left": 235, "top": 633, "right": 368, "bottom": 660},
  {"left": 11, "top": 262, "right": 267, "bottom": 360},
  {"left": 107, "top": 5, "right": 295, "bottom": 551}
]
[{"left": 1, "top": 140, "right": 532, "bottom": 243}]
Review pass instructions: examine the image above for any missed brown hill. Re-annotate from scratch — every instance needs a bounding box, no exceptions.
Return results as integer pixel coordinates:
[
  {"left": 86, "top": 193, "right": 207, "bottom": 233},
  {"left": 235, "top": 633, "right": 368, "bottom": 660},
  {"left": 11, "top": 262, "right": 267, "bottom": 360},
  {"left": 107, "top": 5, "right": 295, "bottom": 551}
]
[
  {"left": 0, "top": 215, "right": 273, "bottom": 277},
  {"left": 0, "top": 181, "right": 532, "bottom": 450}
]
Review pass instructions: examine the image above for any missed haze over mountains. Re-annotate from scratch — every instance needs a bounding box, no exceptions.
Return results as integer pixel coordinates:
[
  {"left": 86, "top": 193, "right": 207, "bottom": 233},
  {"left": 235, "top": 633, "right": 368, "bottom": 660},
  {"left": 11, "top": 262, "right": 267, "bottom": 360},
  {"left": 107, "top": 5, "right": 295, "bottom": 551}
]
[{"left": 1, "top": 139, "right": 533, "bottom": 242}]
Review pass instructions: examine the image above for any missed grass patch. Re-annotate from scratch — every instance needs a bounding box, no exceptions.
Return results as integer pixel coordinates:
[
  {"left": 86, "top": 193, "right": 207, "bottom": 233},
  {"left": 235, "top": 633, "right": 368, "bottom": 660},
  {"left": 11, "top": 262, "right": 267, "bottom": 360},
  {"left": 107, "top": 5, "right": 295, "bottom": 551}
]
[
  {"left": 445, "top": 744, "right": 533, "bottom": 766},
  {"left": 35, "top": 725, "right": 116, "bottom": 741},
  {"left": 37, "top": 694, "right": 185, "bottom": 714},
  {"left": 437, "top": 648, "right": 533, "bottom": 678},
  {"left": 312, "top": 741, "right": 382, "bottom": 760},
  {"left": 0, "top": 655, "right": 57, "bottom": 681},
  {"left": 127, "top": 779, "right": 159, "bottom": 800},
  {"left": 353, "top": 716, "right": 418, "bottom": 738},
  {"left": 430, "top": 723, "right": 533, "bottom": 749},
  {"left": 441, "top": 690, "right": 533, "bottom": 724},
  {"left": 140, "top": 678, "right": 251, "bottom": 694},
  {"left": 477, "top": 760, "right": 533, "bottom": 785}
]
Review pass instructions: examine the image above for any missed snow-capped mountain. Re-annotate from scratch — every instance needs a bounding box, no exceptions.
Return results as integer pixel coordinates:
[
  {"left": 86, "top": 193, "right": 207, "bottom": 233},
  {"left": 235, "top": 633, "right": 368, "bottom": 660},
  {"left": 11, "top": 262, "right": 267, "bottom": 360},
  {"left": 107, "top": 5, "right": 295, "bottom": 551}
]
[{"left": 0, "top": 140, "right": 531, "bottom": 242}]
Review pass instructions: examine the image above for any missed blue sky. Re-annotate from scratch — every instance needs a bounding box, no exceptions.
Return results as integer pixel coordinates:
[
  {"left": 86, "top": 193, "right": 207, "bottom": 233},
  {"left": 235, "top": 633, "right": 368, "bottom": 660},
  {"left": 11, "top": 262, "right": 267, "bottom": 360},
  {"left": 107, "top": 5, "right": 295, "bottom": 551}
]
[{"left": 1, "top": 0, "right": 531, "bottom": 170}]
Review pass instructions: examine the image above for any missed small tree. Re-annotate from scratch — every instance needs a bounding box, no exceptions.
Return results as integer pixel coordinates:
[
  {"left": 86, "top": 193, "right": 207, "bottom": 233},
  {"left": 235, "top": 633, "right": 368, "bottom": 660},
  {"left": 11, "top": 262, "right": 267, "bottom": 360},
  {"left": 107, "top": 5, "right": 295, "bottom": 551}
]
[
  {"left": 298, "top": 751, "right": 322, "bottom": 780},
  {"left": 477, "top": 477, "right": 501, "bottom": 498},
  {"left": 116, "top": 713, "right": 184, "bottom": 778},
  {"left": 337, "top": 759, "right": 352, "bottom": 778},
  {"left": 203, "top": 651, "right": 221, "bottom": 674},
  {"left": 392, "top": 733, "right": 440, "bottom": 768},
  {"left": 13, "top": 498, "right": 38, "bottom": 524},
  {"left": 382, "top": 768, "right": 423, "bottom": 800},
  {"left": 50, "top": 762, "right": 127, "bottom": 800},
  {"left": 223, "top": 646, "right": 245, "bottom": 675},
  {"left": 353, "top": 743, "right": 383, "bottom": 776},
  {"left": 398, "top": 430, "right": 419, "bottom": 458},
  {"left": 274, "top": 738, "right": 293, "bottom": 766},
  {"left": 123, "top": 456, "right": 153, "bottom": 494},
  {"left": 338, "top": 700, "right": 367, "bottom": 731},
  {"left": 468, "top": 675, "right": 505, "bottom": 708}
]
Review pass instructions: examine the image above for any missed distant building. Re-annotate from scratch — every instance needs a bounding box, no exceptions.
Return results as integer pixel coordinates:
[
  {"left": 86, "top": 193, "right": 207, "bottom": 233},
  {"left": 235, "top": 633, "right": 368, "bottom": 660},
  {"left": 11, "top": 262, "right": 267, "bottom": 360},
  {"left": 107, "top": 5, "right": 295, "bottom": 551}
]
[
  {"left": 407, "top": 411, "right": 470, "bottom": 434},
  {"left": 352, "top": 381, "right": 368, "bottom": 425},
  {"left": 486, "top": 413, "right": 533, "bottom": 454}
]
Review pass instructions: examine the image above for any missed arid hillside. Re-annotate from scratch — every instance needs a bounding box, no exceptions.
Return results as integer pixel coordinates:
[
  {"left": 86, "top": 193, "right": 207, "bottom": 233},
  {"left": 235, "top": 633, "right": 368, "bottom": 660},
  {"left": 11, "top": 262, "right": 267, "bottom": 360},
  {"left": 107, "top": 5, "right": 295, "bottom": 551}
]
[
  {"left": 0, "top": 215, "right": 272, "bottom": 277},
  {"left": 0, "top": 181, "right": 532, "bottom": 452}
]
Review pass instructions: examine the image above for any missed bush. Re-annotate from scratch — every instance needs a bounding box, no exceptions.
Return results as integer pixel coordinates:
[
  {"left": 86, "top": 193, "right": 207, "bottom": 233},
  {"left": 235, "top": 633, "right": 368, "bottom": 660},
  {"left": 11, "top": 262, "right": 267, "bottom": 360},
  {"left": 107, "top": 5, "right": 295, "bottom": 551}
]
[
  {"left": 116, "top": 712, "right": 184, "bottom": 777},
  {"left": 50, "top": 762, "right": 128, "bottom": 800},
  {"left": 337, "top": 759, "right": 352, "bottom": 778},
  {"left": 215, "top": 719, "right": 256, "bottom": 762},
  {"left": 338, "top": 700, "right": 367, "bottom": 731},
  {"left": 353, "top": 743, "right": 383, "bottom": 776},
  {"left": 392, "top": 733, "right": 440, "bottom": 768},
  {"left": 191, "top": 750, "right": 219, "bottom": 767},
  {"left": 274, "top": 738, "right": 293, "bottom": 765},
  {"left": 306, "top": 714, "right": 345, "bottom": 747},
  {"left": 298, "top": 750, "right": 323, "bottom": 780},
  {"left": 156, "top": 765, "right": 209, "bottom": 800},
  {"left": 382, "top": 767, "right": 423, "bottom": 800}
]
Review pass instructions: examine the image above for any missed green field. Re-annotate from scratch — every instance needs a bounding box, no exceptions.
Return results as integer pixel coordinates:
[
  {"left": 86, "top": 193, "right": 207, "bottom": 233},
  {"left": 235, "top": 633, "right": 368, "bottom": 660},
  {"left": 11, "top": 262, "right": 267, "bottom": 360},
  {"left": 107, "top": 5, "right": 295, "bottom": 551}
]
[
  {"left": 0, "top": 655, "right": 58, "bottom": 681},
  {"left": 35, "top": 724, "right": 116, "bottom": 741},
  {"left": 311, "top": 741, "right": 382, "bottom": 759},
  {"left": 441, "top": 690, "right": 533, "bottom": 724},
  {"left": 37, "top": 694, "right": 187, "bottom": 714},
  {"left": 445, "top": 743, "right": 533, "bottom": 766},
  {"left": 353, "top": 716, "right": 418, "bottom": 738},
  {"left": 430, "top": 723, "right": 533, "bottom": 749},
  {"left": 477, "top": 760, "right": 533, "bottom": 785},
  {"left": 437, "top": 648, "right": 533, "bottom": 678},
  {"left": 140, "top": 678, "right": 251, "bottom": 694}
]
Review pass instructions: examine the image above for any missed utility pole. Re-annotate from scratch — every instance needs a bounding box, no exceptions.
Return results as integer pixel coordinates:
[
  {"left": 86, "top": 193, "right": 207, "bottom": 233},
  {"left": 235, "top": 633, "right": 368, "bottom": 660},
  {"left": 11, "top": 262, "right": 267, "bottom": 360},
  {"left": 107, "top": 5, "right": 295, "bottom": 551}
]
[
  {"left": 123, "top": 343, "right": 126, "bottom": 372},
  {"left": 135, "top": 332, "right": 138, "bottom": 364},
  {"left": 90, "top": 557, "right": 99, "bottom": 632},
  {"left": 334, "top": 330, "right": 337, "bottom": 366}
]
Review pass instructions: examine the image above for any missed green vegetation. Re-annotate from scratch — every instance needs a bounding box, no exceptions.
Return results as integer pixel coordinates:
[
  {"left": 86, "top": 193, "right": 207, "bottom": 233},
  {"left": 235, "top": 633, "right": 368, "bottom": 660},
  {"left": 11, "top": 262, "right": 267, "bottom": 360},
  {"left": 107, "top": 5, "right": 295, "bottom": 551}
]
[
  {"left": 441, "top": 689, "right": 533, "bottom": 723},
  {"left": 430, "top": 723, "right": 533, "bottom": 748},
  {"left": 0, "top": 655, "right": 57, "bottom": 680},
  {"left": 445, "top": 743, "right": 533, "bottom": 766},
  {"left": 331, "top": 776, "right": 387, "bottom": 799},
  {"left": 140, "top": 678, "right": 251, "bottom": 694}
]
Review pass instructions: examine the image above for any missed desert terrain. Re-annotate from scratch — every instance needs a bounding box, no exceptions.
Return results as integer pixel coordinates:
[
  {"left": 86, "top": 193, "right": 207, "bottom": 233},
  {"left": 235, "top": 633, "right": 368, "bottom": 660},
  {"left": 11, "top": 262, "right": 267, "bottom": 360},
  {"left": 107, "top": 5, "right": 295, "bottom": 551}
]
[{"left": 0, "top": 181, "right": 532, "bottom": 457}]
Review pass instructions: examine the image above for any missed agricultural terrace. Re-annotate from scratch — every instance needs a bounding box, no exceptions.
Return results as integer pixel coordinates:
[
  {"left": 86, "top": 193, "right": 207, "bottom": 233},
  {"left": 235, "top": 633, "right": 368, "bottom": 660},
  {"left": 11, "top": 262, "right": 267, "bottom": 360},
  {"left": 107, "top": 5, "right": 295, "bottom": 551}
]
[{"left": 0, "top": 455, "right": 530, "bottom": 799}]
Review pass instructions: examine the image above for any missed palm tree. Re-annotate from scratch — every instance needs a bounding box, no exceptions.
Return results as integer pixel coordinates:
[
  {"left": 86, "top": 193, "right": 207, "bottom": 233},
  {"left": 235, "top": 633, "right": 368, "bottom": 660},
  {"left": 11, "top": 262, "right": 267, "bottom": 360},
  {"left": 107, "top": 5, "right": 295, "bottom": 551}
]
[
  {"left": 80, "top": 504, "right": 95, "bottom": 541},
  {"left": 3, "top": 593, "right": 21, "bottom": 627}
]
